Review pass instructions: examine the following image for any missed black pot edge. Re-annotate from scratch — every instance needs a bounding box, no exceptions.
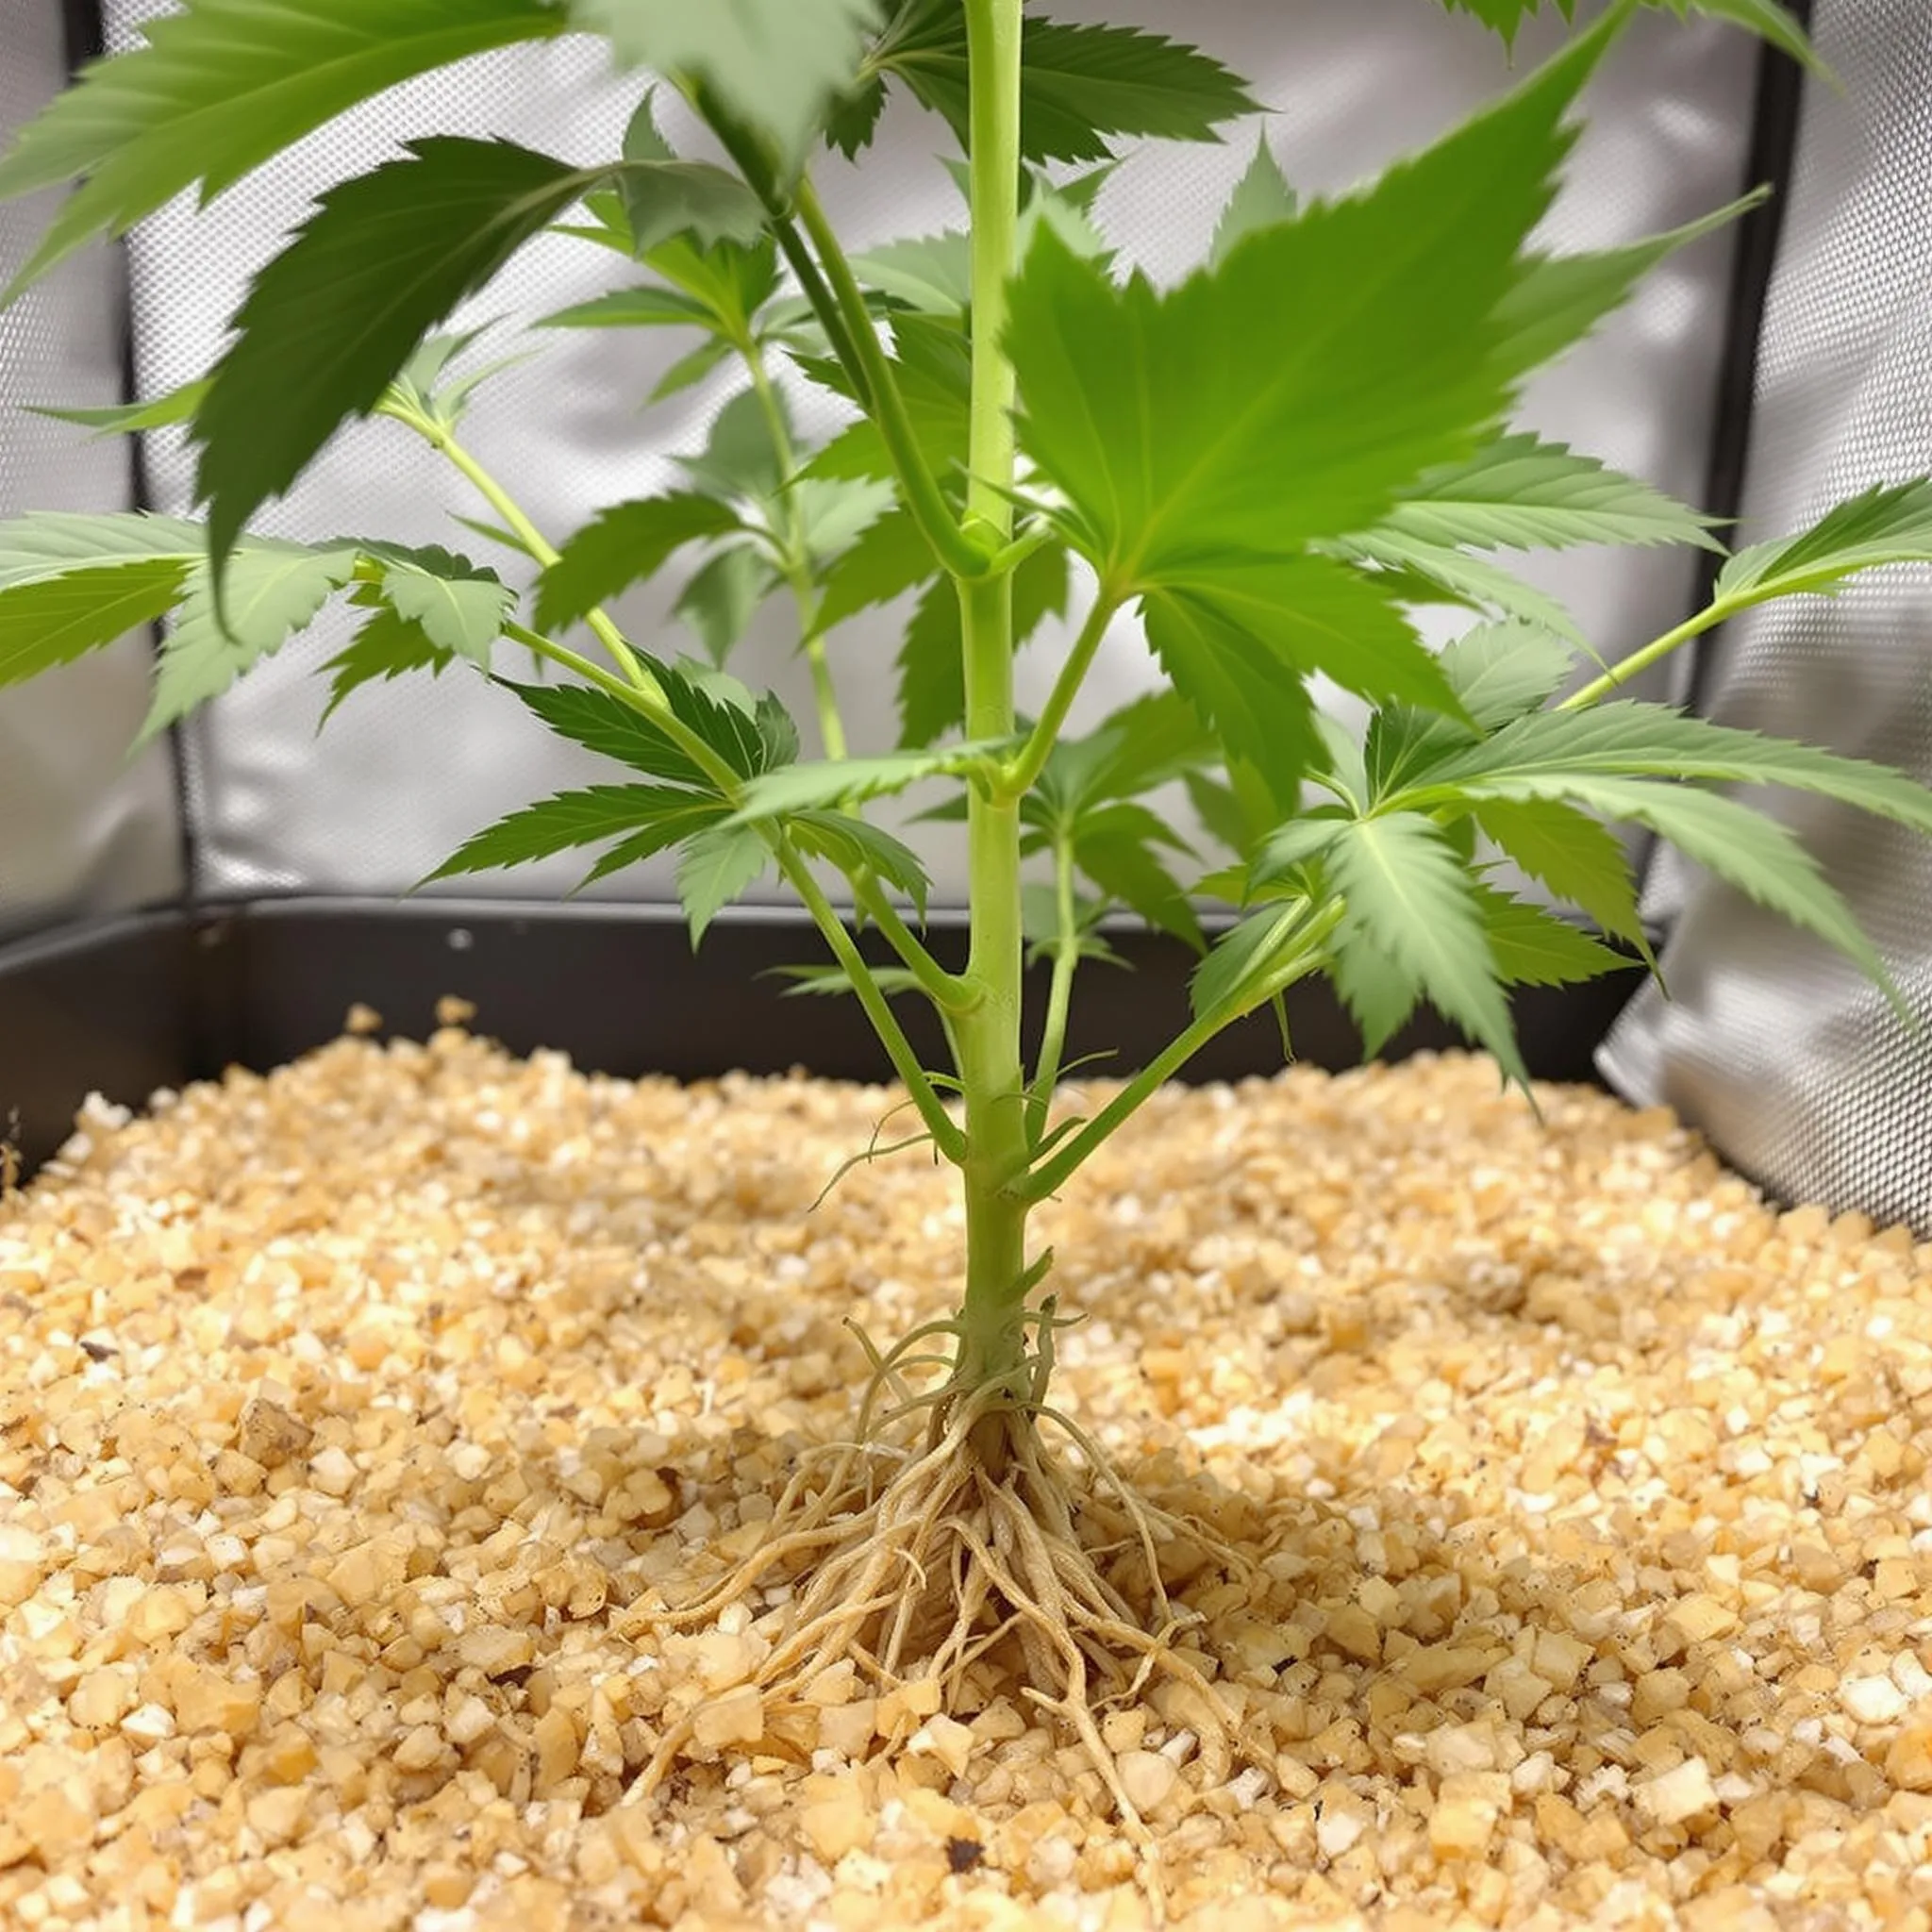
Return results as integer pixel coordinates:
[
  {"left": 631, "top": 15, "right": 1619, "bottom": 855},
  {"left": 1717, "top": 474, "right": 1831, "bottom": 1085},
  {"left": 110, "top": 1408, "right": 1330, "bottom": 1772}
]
[{"left": 0, "top": 895, "right": 1646, "bottom": 1179}]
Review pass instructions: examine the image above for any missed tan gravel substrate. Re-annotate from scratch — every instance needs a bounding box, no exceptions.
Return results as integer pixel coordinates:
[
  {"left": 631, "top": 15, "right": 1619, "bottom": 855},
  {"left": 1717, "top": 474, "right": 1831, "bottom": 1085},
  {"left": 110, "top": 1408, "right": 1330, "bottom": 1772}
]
[{"left": 2, "top": 1026, "right": 1930, "bottom": 1932}]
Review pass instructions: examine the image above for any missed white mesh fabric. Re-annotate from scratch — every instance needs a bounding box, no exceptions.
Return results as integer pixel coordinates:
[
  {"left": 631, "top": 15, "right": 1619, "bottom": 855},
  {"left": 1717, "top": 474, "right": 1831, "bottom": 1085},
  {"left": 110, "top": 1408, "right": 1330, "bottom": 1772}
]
[
  {"left": 102, "top": 0, "right": 1757, "bottom": 906},
  {"left": 1602, "top": 0, "right": 1932, "bottom": 1232},
  {"left": 0, "top": 0, "right": 184, "bottom": 939}
]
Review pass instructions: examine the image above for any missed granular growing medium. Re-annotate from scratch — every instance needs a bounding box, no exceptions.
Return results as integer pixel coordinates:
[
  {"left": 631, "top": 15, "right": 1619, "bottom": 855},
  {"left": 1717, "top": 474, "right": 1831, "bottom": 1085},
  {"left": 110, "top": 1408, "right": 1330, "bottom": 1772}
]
[{"left": 1, "top": 1027, "right": 1928, "bottom": 1931}]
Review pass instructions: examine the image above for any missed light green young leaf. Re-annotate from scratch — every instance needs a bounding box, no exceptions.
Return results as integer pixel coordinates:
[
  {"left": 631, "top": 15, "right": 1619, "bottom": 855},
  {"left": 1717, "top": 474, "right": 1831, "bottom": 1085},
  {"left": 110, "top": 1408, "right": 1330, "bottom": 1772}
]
[
  {"left": 1383, "top": 434, "right": 1723, "bottom": 554},
  {"left": 143, "top": 542, "right": 359, "bottom": 741},
  {"left": 0, "top": 511, "right": 205, "bottom": 686},
  {"left": 539, "top": 286, "right": 716, "bottom": 332},
  {"left": 1038, "top": 691, "right": 1220, "bottom": 823},
  {"left": 1326, "top": 814, "right": 1528, "bottom": 1084},
  {"left": 897, "top": 541, "right": 1068, "bottom": 746},
  {"left": 773, "top": 962, "right": 926, "bottom": 998},
  {"left": 676, "top": 544, "right": 774, "bottom": 665},
  {"left": 0, "top": 0, "right": 564, "bottom": 299},
  {"left": 732, "top": 743, "right": 1006, "bottom": 822},
  {"left": 363, "top": 545, "right": 511, "bottom": 665},
  {"left": 319, "top": 594, "right": 454, "bottom": 725},
  {"left": 848, "top": 233, "right": 974, "bottom": 314},
  {"left": 28, "top": 379, "right": 210, "bottom": 437},
  {"left": 1008, "top": 20, "right": 1620, "bottom": 580},
  {"left": 1477, "top": 887, "right": 1631, "bottom": 987},
  {"left": 789, "top": 811, "right": 932, "bottom": 916},
  {"left": 1493, "top": 192, "right": 1765, "bottom": 375},
  {"left": 814, "top": 506, "right": 931, "bottom": 637},
  {"left": 192, "top": 138, "right": 596, "bottom": 573},
  {"left": 423, "top": 783, "right": 722, "bottom": 882},
  {"left": 1715, "top": 480, "right": 1932, "bottom": 604},
  {"left": 793, "top": 478, "right": 899, "bottom": 567},
  {"left": 650, "top": 338, "right": 737, "bottom": 403},
  {"left": 1209, "top": 136, "right": 1297, "bottom": 267},
  {"left": 577, "top": 0, "right": 879, "bottom": 168},
  {"left": 650, "top": 233, "right": 783, "bottom": 333},
  {"left": 535, "top": 492, "right": 741, "bottom": 632},
  {"left": 1436, "top": 0, "right": 1817, "bottom": 71},
  {"left": 1441, "top": 619, "right": 1578, "bottom": 727},
  {"left": 680, "top": 389, "right": 791, "bottom": 504},
  {"left": 675, "top": 821, "right": 771, "bottom": 943},
  {"left": 1333, "top": 529, "right": 1584, "bottom": 641}
]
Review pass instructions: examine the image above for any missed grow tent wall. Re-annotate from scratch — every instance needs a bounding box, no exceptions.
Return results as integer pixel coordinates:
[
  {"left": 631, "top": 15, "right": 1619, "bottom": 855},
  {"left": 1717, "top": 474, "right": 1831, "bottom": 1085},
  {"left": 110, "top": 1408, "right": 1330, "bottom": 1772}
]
[{"left": 2, "top": 0, "right": 1928, "bottom": 1232}]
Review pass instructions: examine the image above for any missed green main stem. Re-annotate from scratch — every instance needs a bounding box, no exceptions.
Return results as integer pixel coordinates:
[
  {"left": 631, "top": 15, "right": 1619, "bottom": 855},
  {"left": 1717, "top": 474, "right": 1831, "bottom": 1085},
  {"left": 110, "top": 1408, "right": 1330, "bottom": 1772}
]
[{"left": 951, "top": 0, "right": 1033, "bottom": 1421}]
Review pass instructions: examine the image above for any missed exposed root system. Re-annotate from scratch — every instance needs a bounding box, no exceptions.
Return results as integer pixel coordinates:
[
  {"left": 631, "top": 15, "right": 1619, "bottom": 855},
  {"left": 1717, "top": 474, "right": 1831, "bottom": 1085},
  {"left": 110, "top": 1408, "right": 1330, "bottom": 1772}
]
[{"left": 639, "top": 1307, "right": 1258, "bottom": 1900}]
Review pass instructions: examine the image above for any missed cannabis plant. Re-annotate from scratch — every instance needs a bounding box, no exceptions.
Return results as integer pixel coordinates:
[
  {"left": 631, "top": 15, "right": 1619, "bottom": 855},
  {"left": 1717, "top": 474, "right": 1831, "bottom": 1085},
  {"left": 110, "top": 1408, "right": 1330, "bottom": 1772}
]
[{"left": 4, "top": 0, "right": 1929, "bottom": 1826}]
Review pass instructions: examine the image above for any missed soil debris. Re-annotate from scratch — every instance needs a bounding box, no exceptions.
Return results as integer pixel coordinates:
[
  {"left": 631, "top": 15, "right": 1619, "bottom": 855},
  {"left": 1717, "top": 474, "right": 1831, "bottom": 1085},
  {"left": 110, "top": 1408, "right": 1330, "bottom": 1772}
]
[{"left": 1, "top": 1029, "right": 1929, "bottom": 1930}]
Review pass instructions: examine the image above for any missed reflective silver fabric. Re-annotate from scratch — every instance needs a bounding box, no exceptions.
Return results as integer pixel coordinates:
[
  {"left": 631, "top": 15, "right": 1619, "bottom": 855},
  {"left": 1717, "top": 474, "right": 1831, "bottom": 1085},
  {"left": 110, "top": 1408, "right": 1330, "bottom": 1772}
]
[
  {"left": 0, "top": 0, "right": 184, "bottom": 940},
  {"left": 1601, "top": 1, "right": 1932, "bottom": 1235},
  {"left": 101, "top": 0, "right": 1756, "bottom": 903}
]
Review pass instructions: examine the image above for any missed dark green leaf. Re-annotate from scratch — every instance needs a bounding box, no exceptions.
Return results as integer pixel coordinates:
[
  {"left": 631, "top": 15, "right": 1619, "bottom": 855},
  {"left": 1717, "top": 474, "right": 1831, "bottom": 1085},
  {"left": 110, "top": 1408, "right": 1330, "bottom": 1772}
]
[
  {"left": 577, "top": 0, "right": 879, "bottom": 167},
  {"left": 612, "top": 159, "right": 765, "bottom": 255},
  {"left": 1477, "top": 887, "right": 1629, "bottom": 986},
  {"left": 192, "top": 138, "right": 595, "bottom": 573},
  {"left": 1038, "top": 690, "right": 1218, "bottom": 824},
  {"left": 651, "top": 232, "right": 783, "bottom": 332},
  {"left": 1470, "top": 796, "right": 1647, "bottom": 945},
  {"left": 679, "top": 388, "right": 790, "bottom": 504},
  {"left": 650, "top": 337, "right": 736, "bottom": 402},
  {"left": 536, "top": 492, "right": 741, "bottom": 632},
  {"left": 754, "top": 690, "right": 800, "bottom": 772},
  {"left": 1008, "top": 22, "right": 1619, "bottom": 581},
  {"left": 28, "top": 379, "right": 209, "bottom": 436},
  {"left": 143, "top": 542, "right": 358, "bottom": 741},
  {"left": 423, "top": 782, "right": 719, "bottom": 881},
  {"left": 1384, "top": 433, "right": 1723, "bottom": 553},
  {"left": 0, "top": 511, "right": 203, "bottom": 687},
  {"left": 505, "top": 677, "right": 711, "bottom": 790},
  {"left": 897, "top": 540, "right": 1068, "bottom": 745},
  {"left": 803, "top": 314, "right": 972, "bottom": 489},
  {"left": 1438, "top": 0, "right": 1819, "bottom": 73},
  {"left": 1326, "top": 814, "right": 1526, "bottom": 1082},
  {"left": 319, "top": 595, "right": 453, "bottom": 724},
  {"left": 789, "top": 810, "right": 932, "bottom": 916},
  {"left": 675, "top": 821, "right": 771, "bottom": 942},
  {"left": 1073, "top": 803, "right": 1204, "bottom": 950},
  {"left": 676, "top": 544, "right": 774, "bottom": 664},
  {"left": 867, "top": 6, "right": 1256, "bottom": 165},
  {"left": 0, "top": 0, "right": 564, "bottom": 298},
  {"left": 1209, "top": 135, "right": 1297, "bottom": 267},
  {"left": 1715, "top": 479, "right": 1932, "bottom": 604},
  {"left": 367, "top": 547, "right": 510, "bottom": 665},
  {"left": 773, "top": 962, "right": 925, "bottom": 998},
  {"left": 793, "top": 478, "right": 898, "bottom": 567},
  {"left": 814, "top": 506, "right": 933, "bottom": 635}
]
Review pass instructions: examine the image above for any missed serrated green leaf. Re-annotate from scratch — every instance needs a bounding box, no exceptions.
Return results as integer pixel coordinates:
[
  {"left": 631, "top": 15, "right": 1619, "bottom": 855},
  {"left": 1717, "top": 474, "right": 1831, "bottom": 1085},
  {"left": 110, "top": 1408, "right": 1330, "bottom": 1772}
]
[
  {"left": 754, "top": 690, "right": 800, "bottom": 773},
  {"left": 192, "top": 138, "right": 595, "bottom": 574},
  {"left": 858, "top": 5, "right": 1256, "bottom": 165},
  {"left": 680, "top": 387, "right": 790, "bottom": 505},
  {"left": 675, "top": 820, "right": 771, "bottom": 943},
  {"left": 814, "top": 506, "right": 932, "bottom": 636},
  {"left": 793, "top": 477, "right": 898, "bottom": 567},
  {"left": 1038, "top": 690, "right": 1220, "bottom": 824},
  {"left": 1383, "top": 433, "right": 1723, "bottom": 554},
  {"left": 1477, "top": 886, "right": 1630, "bottom": 986},
  {"left": 1333, "top": 528, "right": 1584, "bottom": 641},
  {"left": 0, "top": 0, "right": 564, "bottom": 299},
  {"left": 1209, "top": 136, "right": 1297, "bottom": 268},
  {"left": 541, "top": 285, "right": 718, "bottom": 331},
  {"left": 1441, "top": 620, "right": 1578, "bottom": 727},
  {"left": 1494, "top": 192, "right": 1765, "bottom": 375},
  {"left": 849, "top": 233, "right": 974, "bottom": 314},
  {"left": 318, "top": 596, "right": 453, "bottom": 725},
  {"left": 732, "top": 742, "right": 1005, "bottom": 822},
  {"left": 803, "top": 314, "right": 972, "bottom": 490},
  {"left": 1073, "top": 804, "right": 1203, "bottom": 951},
  {"left": 1470, "top": 796, "right": 1647, "bottom": 946},
  {"left": 1407, "top": 701, "right": 1932, "bottom": 840},
  {"left": 1326, "top": 814, "right": 1527, "bottom": 1083},
  {"left": 1715, "top": 479, "right": 1932, "bottom": 604},
  {"left": 28, "top": 379, "right": 210, "bottom": 437},
  {"left": 536, "top": 492, "right": 741, "bottom": 632},
  {"left": 143, "top": 542, "right": 358, "bottom": 741},
  {"left": 789, "top": 810, "right": 931, "bottom": 916},
  {"left": 773, "top": 962, "right": 925, "bottom": 998},
  {"left": 676, "top": 544, "right": 774, "bottom": 665},
  {"left": 577, "top": 0, "right": 878, "bottom": 168},
  {"left": 424, "top": 783, "right": 719, "bottom": 882},
  {"left": 0, "top": 511, "right": 206, "bottom": 687},
  {"left": 1189, "top": 901, "right": 1322, "bottom": 1021},
  {"left": 614, "top": 159, "right": 766, "bottom": 256},
  {"left": 1439, "top": 0, "right": 1821, "bottom": 74},
  {"left": 649, "top": 336, "right": 737, "bottom": 402},
  {"left": 366, "top": 548, "right": 510, "bottom": 665},
  {"left": 1008, "top": 23, "right": 1619, "bottom": 583},
  {"left": 897, "top": 541, "right": 1068, "bottom": 746}
]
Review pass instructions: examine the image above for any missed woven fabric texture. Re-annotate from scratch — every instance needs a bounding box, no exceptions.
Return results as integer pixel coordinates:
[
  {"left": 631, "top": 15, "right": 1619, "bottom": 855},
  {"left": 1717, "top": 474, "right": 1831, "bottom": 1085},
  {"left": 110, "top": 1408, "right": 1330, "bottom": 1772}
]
[{"left": 1601, "top": 0, "right": 1932, "bottom": 1233}]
